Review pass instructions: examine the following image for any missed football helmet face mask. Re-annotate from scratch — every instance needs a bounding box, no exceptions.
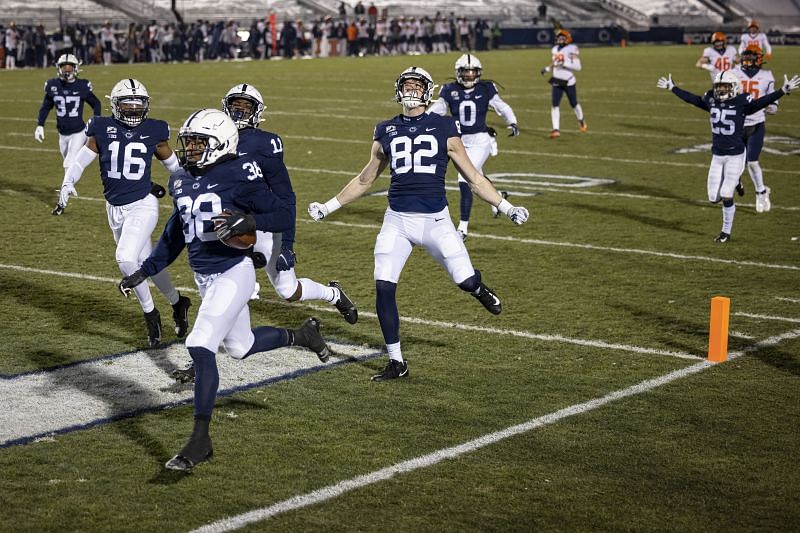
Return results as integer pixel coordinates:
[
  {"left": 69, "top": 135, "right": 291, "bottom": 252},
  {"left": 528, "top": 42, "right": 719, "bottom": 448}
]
[
  {"left": 177, "top": 109, "right": 239, "bottom": 173},
  {"left": 555, "top": 29, "right": 572, "bottom": 46},
  {"left": 57, "top": 54, "right": 80, "bottom": 82},
  {"left": 109, "top": 79, "right": 150, "bottom": 127},
  {"left": 748, "top": 20, "right": 759, "bottom": 36},
  {"left": 222, "top": 83, "right": 266, "bottom": 129},
  {"left": 395, "top": 67, "right": 435, "bottom": 109},
  {"left": 713, "top": 70, "right": 741, "bottom": 101},
  {"left": 455, "top": 54, "right": 483, "bottom": 89}
]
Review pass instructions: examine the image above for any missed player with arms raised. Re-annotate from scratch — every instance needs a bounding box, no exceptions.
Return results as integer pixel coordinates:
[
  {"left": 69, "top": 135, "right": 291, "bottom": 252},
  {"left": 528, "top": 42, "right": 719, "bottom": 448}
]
[
  {"left": 119, "top": 109, "right": 332, "bottom": 471},
  {"left": 36, "top": 54, "right": 101, "bottom": 203},
  {"left": 308, "top": 67, "right": 529, "bottom": 382},
  {"left": 696, "top": 32, "right": 738, "bottom": 81},
  {"left": 732, "top": 44, "right": 777, "bottom": 212},
  {"left": 657, "top": 71, "right": 800, "bottom": 242},
  {"left": 57, "top": 79, "right": 190, "bottom": 347},
  {"left": 428, "top": 54, "right": 519, "bottom": 240}
]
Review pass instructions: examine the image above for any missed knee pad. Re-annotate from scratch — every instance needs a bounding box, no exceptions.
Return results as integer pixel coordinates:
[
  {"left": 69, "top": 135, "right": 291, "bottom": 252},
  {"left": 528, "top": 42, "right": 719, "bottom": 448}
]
[
  {"left": 274, "top": 279, "right": 300, "bottom": 301},
  {"left": 458, "top": 269, "right": 481, "bottom": 292},
  {"left": 722, "top": 198, "right": 734, "bottom": 208},
  {"left": 117, "top": 260, "right": 140, "bottom": 276}
]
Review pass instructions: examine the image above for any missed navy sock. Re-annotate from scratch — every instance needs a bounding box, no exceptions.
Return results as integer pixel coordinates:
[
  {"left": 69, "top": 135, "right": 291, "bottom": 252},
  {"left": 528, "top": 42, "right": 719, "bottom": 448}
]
[
  {"left": 376, "top": 280, "right": 400, "bottom": 345},
  {"left": 459, "top": 181, "right": 473, "bottom": 222},
  {"left": 244, "top": 326, "right": 290, "bottom": 358},
  {"left": 458, "top": 268, "right": 481, "bottom": 293},
  {"left": 187, "top": 346, "right": 218, "bottom": 418}
]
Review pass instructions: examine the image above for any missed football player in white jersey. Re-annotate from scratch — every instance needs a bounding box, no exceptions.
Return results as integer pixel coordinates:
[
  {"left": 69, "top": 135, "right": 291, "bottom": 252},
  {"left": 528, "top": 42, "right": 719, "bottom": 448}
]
[
  {"left": 308, "top": 67, "right": 529, "bottom": 381},
  {"left": 428, "top": 54, "right": 519, "bottom": 239},
  {"left": 696, "top": 32, "right": 738, "bottom": 81},
  {"left": 732, "top": 44, "right": 777, "bottom": 212},
  {"left": 540, "top": 29, "right": 588, "bottom": 139},
  {"left": 739, "top": 20, "right": 772, "bottom": 62}
]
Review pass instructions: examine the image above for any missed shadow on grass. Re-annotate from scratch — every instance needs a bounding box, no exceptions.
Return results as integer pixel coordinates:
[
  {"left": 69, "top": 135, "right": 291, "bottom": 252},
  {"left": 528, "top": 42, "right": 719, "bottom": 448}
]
[
  {"left": 0, "top": 177, "right": 61, "bottom": 207},
  {"left": 561, "top": 202, "right": 706, "bottom": 236}
]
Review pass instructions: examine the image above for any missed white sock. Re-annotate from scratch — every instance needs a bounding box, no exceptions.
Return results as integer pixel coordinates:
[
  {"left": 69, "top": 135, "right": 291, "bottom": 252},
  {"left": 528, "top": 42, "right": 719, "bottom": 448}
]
[
  {"left": 574, "top": 104, "right": 584, "bottom": 122},
  {"left": 298, "top": 278, "right": 337, "bottom": 303},
  {"left": 722, "top": 203, "right": 735, "bottom": 234},
  {"left": 551, "top": 107, "right": 560, "bottom": 131},
  {"left": 386, "top": 342, "right": 403, "bottom": 362},
  {"left": 747, "top": 161, "right": 766, "bottom": 192}
]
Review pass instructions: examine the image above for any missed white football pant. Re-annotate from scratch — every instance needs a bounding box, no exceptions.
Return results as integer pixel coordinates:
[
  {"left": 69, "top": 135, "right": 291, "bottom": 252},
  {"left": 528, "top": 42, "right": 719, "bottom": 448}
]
[
  {"left": 107, "top": 194, "right": 179, "bottom": 313},
  {"left": 457, "top": 132, "right": 496, "bottom": 185},
  {"left": 374, "top": 206, "right": 475, "bottom": 285},
  {"left": 254, "top": 230, "right": 299, "bottom": 299},
  {"left": 707, "top": 152, "right": 746, "bottom": 202},
  {"left": 59, "top": 131, "right": 88, "bottom": 169},
  {"left": 186, "top": 258, "right": 257, "bottom": 358}
]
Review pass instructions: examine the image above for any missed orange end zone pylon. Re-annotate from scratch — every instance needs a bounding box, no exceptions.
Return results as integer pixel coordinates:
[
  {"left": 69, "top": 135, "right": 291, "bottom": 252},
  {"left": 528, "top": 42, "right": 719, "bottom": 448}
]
[{"left": 707, "top": 296, "right": 731, "bottom": 362}]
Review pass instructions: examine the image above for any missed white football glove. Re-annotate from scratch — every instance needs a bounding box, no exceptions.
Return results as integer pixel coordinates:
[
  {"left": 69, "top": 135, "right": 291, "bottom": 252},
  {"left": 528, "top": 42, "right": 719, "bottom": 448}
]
[
  {"left": 507, "top": 206, "right": 529, "bottom": 225},
  {"left": 59, "top": 181, "right": 78, "bottom": 207},
  {"left": 766, "top": 104, "right": 778, "bottom": 115},
  {"left": 308, "top": 202, "right": 329, "bottom": 221},
  {"left": 782, "top": 74, "right": 800, "bottom": 94},
  {"left": 34, "top": 126, "right": 45, "bottom": 143},
  {"left": 657, "top": 74, "right": 674, "bottom": 91}
]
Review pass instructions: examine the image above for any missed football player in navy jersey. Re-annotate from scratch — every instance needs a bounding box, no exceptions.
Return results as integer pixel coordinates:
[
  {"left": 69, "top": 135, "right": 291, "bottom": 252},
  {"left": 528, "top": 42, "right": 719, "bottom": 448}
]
[
  {"left": 35, "top": 54, "right": 101, "bottom": 197},
  {"left": 118, "top": 109, "right": 332, "bottom": 471},
  {"left": 222, "top": 84, "right": 358, "bottom": 323},
  {"left": 308, "top": 67, "right": 529, "bottom": 382},
  {"left": 657, "top": 70, "right": 800, "bottom": 242},
  {"left": 428, "top": 54, "right": 519, "bottom": 240},
  {"left": 57, "top": 79, "right": 191, "bottom": 347}
]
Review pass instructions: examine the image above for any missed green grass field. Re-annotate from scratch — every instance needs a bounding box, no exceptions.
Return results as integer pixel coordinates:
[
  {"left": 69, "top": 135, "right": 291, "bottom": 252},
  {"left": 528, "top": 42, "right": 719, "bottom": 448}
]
[{"left": 1, "top": 45, "right": 799, "bottom": 531}]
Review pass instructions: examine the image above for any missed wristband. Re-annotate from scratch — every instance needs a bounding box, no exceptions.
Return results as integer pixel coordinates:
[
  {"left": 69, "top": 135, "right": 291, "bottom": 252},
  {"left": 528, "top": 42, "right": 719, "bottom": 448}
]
[
  {"left": 324, "top": 197, "right": 342, "bottom": 215},
  {"left": 496, "top": 198, "right": 513, "bottom": 216}
]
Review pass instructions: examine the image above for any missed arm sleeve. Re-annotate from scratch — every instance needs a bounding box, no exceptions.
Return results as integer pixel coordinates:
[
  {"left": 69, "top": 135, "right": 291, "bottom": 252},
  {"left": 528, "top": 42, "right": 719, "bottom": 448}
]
[
  {"left": 743, "top": 88, "right": 784, "bottom": 114},
  {"left": 140, "top": 208, "right": 186, "bottom": 277},
  {"left": 37, "top": 89, "right": 54, "bottom": 127},
  {"left": 671, "top": 86, "right": 709, "bottom": 111},
  {"left": 489, "top": 94, "right": 517, "bottom": 125},
  {"left": 159, "top": 152, "right": 181, "bottom": 174},
  {"left": 64, "top": 145, "right": 98, "bottom": 185},
  {"left": 86, "top": 91, "right": 102, "bottom": 116},
  {"left": 563, "top": 52, "right": 582, "bottom": 72},
  {"left": 261, "top": 157, "right": 297, "bottom": 248},
  {"left": 427, "top": 97, "right": 448, "bottom": 116},
  {"left": 239, "top": 181, "right": 294, "bottom": 234}
]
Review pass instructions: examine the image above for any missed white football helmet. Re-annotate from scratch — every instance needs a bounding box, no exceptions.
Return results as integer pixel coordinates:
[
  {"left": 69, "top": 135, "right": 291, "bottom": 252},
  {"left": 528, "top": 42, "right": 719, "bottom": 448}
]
[
  {"left": 57, "top": 54, "right": 80, "bottom": 82},
  {"left": 713, "top": 70, "right": 741, "bottom": 101},
  {"left": 177, "top": 109, "right": 239, "bottom": 172},
  {"left": 108, "top": 79, "right": 150, "bottom": 127},
  {"left": 395, "top": 66, "right": 436, "bottom": 109},
  {"left": 222, "top": 83, "right": 266, "bottom": 129},
  {"left": 455, "top": 54, "right": 482, "bottom": 89}
]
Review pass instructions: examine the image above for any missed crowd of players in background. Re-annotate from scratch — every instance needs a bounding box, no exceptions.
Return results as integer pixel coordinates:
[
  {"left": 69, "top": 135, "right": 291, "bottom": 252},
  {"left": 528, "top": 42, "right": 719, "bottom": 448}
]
[{"left": 0, "top": 10, "right": 503, "bottom": 69}]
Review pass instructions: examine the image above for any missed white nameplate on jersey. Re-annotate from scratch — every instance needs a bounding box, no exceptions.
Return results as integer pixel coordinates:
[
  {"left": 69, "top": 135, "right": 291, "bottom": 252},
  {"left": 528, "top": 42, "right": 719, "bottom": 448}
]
[{"left": 0, "top": 341, "right": 382, "bottom": 447}]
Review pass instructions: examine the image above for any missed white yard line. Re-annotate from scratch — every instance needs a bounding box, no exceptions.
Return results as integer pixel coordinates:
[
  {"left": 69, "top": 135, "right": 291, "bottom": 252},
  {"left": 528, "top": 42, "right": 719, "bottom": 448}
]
[
  {"left": 734, "top": 312, "right": 800, "bottom": 323},
  {"left": 775, "top": 297, "right": 800, "bottom": 304},
  {"left": 0, "top": 262, "right": 700, "bottom": 360},
  {"left": 191, "top": 328, "right": 800, "bottom": 532}
]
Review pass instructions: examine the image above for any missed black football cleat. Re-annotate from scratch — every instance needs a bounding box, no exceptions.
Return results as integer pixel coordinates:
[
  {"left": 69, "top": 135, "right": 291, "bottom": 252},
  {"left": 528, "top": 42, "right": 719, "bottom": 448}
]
[
  {"left": 52, "top": 203, "right": 66, "bottom": 216},
  {"left": 171, "top": 362, "right": 196, "bottom": 384},
  {"left": 735, "top": 181, "right": 745, "bottom": 197},
  {"left": 472, "top": 283, "right": 502, "bottom": 315},
  {"left": 329, "top": 281, "right": 358, "bottom": 324},
  {"left": 293, "top": 317, "right": 332, "bottom": 362},
  {"left": 165, "top": 435, "right": 213, "bottom": 471},
  {"left": 144, "top": 308, "right": 164, "bottom": 348},
  {"left": 172, "top": 295, "right": 191, "bottom": 337},
  {"left": 713, "top": 231, "right": 731, "bottom": 243},
  {"left": 371, "top": 359, "right": 409, "bottom": 382}
]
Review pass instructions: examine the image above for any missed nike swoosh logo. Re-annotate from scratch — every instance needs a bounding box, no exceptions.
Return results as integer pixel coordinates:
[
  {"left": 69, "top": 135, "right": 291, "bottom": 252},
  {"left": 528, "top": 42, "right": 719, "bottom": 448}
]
[
  {"left": 434, "top": 217, "right": 445, "bottom": 222},
  {"left": 207, "top": 184, "right": 219, "bottom": 189},
  {"left": 491, "top": 295, "right": 500, "bottom": 306},
  {"left": 475, "top": 95, "right": 483, "bottom": 99},
  {"left": 425, "top": 127, "right": 436, "bottom": 132},
  {"left": 238, "top": 152, "right": 248, "bottom": 156},
  {"left": 140, "top": 135, "right": 150, "bottom": 139}
]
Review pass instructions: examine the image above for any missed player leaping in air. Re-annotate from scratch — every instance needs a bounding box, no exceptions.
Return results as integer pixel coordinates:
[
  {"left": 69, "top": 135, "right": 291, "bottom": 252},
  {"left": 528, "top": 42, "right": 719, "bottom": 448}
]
[{"left": 657, "top": 71, "right": 800, "bottom": 243}]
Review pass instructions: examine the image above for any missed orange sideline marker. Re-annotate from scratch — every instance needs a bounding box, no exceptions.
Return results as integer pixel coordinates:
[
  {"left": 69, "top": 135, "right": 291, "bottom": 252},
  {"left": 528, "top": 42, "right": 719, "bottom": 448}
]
[{"left": 707, "top": 296, "right": 730, "bottom": 362}]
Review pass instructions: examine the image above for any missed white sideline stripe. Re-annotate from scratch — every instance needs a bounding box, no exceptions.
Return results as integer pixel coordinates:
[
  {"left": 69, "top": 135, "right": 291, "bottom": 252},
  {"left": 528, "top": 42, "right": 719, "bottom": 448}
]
[
  {"left": 0, "top": 262, "right": 698, "bottom": 360},
  {"left": 0, "top": 342, "right": 377, "bottom": 447},
  {"left": 734, "top": 312, "right": 800, "bottom": 323},
  {"left": 775, "top": 297, "right": 800, "bottom": 304},
  {"left": 309, "top": 220, "right": 800, "bottom": 272},
  {"left": 191, "top": 328, "right": 800, "bottom": 532}
]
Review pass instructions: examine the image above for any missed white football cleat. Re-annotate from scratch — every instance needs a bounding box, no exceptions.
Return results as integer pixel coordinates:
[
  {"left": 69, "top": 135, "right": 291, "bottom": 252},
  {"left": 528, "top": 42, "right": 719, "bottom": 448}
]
[{"left": 755, "top": 187, "right": 771, "bottom": 213}]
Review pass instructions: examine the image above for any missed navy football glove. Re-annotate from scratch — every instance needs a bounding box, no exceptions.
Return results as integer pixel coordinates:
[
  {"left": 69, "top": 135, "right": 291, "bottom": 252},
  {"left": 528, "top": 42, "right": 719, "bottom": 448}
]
[
  {"left": 507, "top": 123, "right": 520, "bottom": 137},
  {"left": 486, "top": 126, "right": 497, "bottom": 137},
  {"left": 276, "top": 246, "right": 297, "bottom": 272},
  {"left": 119, "top": 269, "right": 148, "bottom": 297},
  {"left": 150, "top": 182, "right": 166, "bottom": 198},
  {"left": 211, "top": 209, "right": 256, "bottom": 241}
]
